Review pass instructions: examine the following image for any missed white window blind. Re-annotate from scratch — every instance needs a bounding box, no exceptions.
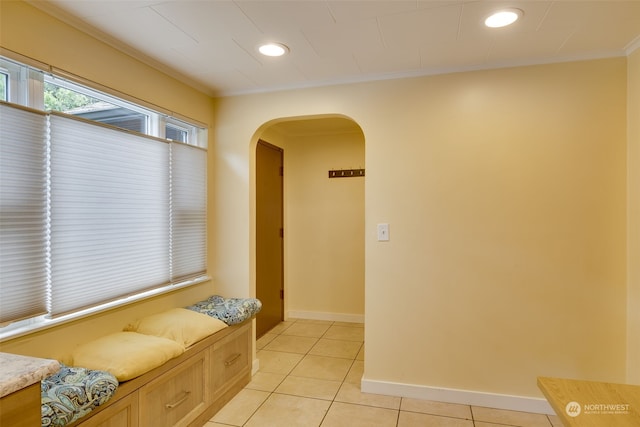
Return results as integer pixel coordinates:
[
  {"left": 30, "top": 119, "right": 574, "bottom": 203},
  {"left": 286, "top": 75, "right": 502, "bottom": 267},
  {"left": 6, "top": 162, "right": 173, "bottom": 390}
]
[
  {"left": 171, "top": 143, "right": 206, "bottom": 280},
  {"left": 1, "top": 102, "right": 207, "bottom": 327},
  {"left": 0, "top": 104, "right": 48, "bottom": 324},
  {"left": 48, "top": 114, "right": 171, "bottom": 317}
]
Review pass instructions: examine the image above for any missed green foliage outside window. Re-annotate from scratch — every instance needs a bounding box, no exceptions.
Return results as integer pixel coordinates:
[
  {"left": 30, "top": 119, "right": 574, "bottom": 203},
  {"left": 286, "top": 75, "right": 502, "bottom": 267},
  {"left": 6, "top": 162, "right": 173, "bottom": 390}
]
[{"left": 44, "top": 82, "right": 97, "bottom": 112}]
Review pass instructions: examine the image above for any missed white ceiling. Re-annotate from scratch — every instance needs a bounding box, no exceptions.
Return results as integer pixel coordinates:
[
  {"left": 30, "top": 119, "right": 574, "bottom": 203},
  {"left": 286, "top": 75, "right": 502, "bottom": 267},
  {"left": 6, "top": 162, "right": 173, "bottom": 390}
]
[{"left": 32, "top": 0, "right": 640, "bottom": 97}]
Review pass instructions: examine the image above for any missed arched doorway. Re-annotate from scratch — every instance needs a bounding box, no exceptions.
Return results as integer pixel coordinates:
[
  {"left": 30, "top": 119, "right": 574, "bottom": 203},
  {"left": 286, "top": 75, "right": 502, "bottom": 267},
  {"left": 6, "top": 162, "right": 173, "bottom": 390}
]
[{"left": 255, "top": 116, "right": 365, "bottom": 337}]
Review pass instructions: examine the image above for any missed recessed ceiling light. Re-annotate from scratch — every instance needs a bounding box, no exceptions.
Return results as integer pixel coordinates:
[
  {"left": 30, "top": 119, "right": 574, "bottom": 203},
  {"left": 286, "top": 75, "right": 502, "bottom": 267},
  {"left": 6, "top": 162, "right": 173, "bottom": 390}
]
[
  {"left": 484, "top": 8, "right": 523, "bottom": 28},
  {"left": 258, "top": 43, "right": 289, "bottom": 57}
]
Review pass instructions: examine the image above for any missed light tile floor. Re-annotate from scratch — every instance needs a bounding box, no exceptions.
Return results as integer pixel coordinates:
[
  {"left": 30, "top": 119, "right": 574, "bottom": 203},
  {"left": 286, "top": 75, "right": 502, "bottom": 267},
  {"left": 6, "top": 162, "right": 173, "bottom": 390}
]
[{"left": 205, "top": 319, "right": 561, "bottom": 427}]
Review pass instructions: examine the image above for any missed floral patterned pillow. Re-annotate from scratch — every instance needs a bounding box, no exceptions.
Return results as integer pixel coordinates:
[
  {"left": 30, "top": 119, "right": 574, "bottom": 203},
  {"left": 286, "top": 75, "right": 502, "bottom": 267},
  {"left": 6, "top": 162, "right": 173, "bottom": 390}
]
[
  {"left": 41, "top": 364, "right": 118, "bottom": 427},
  {"left": 185, "top": 295, "right": 262, "bottom": 325}
]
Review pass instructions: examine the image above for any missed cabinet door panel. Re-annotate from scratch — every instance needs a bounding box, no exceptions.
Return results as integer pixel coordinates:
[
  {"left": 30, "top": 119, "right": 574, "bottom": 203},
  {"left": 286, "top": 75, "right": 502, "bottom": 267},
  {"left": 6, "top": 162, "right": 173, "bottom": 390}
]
[
  {"left": 78, "top": 392, "right": 139, "bottom": 427},
  {"left": 212, "top": 323, "right": 251, "bottom": 396},
  {"left": 139, "top": 352, "right": 209, "bottom": 427}
]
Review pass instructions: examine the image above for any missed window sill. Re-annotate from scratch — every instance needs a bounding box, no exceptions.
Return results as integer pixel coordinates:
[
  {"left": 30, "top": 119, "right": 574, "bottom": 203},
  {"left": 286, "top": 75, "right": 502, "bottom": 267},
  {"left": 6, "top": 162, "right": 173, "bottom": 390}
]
[{"left": 0, "top": 276, "right": 210, "bottom": 342}]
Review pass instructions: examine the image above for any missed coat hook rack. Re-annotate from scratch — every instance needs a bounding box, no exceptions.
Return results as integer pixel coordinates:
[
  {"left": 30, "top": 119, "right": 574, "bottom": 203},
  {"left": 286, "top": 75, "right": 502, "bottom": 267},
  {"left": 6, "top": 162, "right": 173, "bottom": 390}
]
[{"left": 328, "top": 168, "right": 365, "bottom": 178}]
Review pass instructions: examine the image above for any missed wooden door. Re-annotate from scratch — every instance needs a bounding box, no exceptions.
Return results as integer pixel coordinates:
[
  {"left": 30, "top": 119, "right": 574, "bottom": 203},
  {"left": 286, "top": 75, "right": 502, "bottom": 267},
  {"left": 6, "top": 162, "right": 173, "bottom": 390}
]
[{"left": 256, "top": 140, "right": 284, "bottom": 338}]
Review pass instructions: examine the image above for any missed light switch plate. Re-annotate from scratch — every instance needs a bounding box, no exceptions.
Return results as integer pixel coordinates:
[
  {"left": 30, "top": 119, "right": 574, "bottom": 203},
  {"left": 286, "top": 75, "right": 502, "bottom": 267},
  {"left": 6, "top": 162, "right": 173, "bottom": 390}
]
[{"left": 377, "top": 223, "right": 389, "bottom": 241}]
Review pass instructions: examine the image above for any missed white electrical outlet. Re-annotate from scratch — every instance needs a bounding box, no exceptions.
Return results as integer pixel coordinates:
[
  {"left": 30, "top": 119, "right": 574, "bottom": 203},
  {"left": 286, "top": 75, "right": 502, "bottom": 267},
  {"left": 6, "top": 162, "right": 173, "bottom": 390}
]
[{"left": 377, "top": 223, "right": 390, "bottom": 241}]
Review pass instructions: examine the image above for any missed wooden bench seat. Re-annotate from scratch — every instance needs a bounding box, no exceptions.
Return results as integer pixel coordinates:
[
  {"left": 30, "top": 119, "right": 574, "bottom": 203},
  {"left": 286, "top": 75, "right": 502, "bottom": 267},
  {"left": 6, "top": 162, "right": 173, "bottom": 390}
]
[{"left": 69, "top": 321, "right": 252, "bottom": 427}]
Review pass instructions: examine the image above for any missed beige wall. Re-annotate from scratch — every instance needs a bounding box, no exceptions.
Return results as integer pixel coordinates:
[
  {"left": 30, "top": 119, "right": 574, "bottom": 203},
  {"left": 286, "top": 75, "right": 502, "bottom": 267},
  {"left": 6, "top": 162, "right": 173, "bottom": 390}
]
[
  {"left": 0, "top": 1, "right": 216, "bottom": 360},
  {"left": 628, "top": 47, "right": 640, "bottom": 385},
  {"left": 219, "top": 58, "right": 628, "bottom": 400},
  {"left": 362, "top": 61, "right": 627, "bottom": 399},
  {"left": 283, "top": 131, "right": 365, "bottom": 319},
  {"left": 279, "top": 127, "right": 365, "bottom": 319}
]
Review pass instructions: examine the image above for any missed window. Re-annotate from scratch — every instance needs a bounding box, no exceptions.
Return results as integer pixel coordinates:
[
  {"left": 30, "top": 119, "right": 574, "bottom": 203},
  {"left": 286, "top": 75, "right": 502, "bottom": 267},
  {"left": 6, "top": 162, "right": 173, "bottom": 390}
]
[
  {"left": 0, "top": 56, "right": 207, "bottom": 147},
  {"left": 0, "top": 71, "right": 7, "bottom": 101},
  {"left": 44, "top": 78, "right": 150, "bottom": 134},
  {"left": 166, "top": 122, "right": 189, "bottom": 143},
  {"left": 0, "top": 56, "right": 207, "bottom": 336},
  {"left": 0, "top": 58, "right": 44, "bottom": 109}
]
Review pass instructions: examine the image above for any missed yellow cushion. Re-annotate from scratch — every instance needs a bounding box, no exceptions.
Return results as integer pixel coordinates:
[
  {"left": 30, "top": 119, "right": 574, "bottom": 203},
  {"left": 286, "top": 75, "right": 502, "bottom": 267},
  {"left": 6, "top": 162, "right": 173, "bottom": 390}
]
[
  {"left": 72, "top": 332, "right": 184, "bottom": 381},
  {"left": 124, "top": 308, "right": 228, "bottom": 347}
]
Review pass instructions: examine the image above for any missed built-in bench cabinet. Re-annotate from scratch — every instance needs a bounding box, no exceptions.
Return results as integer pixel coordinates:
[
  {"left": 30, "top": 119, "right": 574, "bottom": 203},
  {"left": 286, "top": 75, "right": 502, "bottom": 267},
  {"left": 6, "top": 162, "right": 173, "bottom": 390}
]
[{"left": 72, "top": 321, "right": 252, "bottom": 427}]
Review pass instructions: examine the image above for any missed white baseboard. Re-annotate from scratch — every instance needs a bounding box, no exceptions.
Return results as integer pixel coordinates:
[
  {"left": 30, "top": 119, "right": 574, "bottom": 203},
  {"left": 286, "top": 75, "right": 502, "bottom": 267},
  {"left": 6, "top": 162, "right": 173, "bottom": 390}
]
[
  {"left": 287, "top": 310, "right": 364, "bottom": 324},
  {"left": 361, "top": 378, "right": 555, "bottom": 415},
  {"left": 252, "top": 358, "right": 260, "bottom": 376}
]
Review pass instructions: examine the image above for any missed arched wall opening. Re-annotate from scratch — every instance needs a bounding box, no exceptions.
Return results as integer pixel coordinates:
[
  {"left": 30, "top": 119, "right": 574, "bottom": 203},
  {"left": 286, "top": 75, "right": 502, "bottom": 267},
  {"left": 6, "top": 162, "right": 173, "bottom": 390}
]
[{"left": 249, "top": 114, "right": 366, "bottom": 330}]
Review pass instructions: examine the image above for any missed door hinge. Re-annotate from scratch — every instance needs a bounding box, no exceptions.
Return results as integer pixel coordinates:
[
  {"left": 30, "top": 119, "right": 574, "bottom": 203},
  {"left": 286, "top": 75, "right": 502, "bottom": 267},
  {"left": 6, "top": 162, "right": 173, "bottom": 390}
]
[{"left": 280, "top": 289, "right": 284, "bottom": 299}]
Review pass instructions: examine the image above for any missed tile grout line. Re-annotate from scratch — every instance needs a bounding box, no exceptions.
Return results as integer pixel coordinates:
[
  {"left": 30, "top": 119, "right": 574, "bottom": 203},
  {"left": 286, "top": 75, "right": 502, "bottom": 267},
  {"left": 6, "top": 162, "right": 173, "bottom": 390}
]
[
  {"left": 471, "top": 403, "right": 476, "bottom": 426},
  {"left": 264, "top": 318, "right": 338, "bottom": 427},
  {"left": 311, "top": 318, "right": 339, "bottom": 427},
  {"left": 321, "top": 319, "right": 358, "bottom": 427},
  {"left": 257, "top": 320, "right": 464, "bottom": 426},
  {"left": 250, "top": 319, "right": 554, "bottom": 427},
  {"left": 245, "top": 319, "right": 385, "bottom": 426},
  {"left": 242, "top": 319, "right": 303, "bottom": 426},
  {"left": 285, "top": 318, "right": 362, "bottom": 427},
  {"left": 311, "top": 319, "right": 335, "bottom": 427}
]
